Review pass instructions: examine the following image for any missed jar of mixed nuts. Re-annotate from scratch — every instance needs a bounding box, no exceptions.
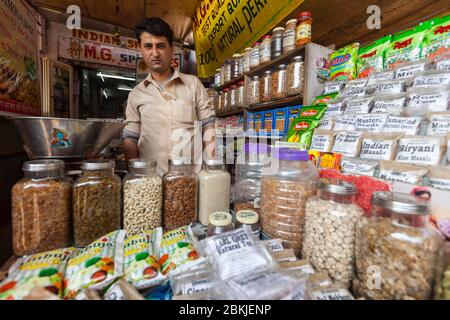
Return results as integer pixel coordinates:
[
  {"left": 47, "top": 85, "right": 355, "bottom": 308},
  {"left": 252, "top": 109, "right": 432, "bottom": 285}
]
[
  {"left": 12, "top": 160, "right": 72, "bottom": 256},
  {"left": 260, "top": 70, "right": 272, "bottom": 103},
  {"left": 286, "top": 56, "right": 305, "bottom": 96},
  {"left": 243, "top": 47, "right": 252, "bottom": 73},
  {"left": 231, "top": 54, "right": 241, "bottom": 79},
  {"left": 259, "top": 35, "right": 272, "bottom": 64},
  {"left": 283, "top": 19, "right": 297, "bottom": 54},
  {"left": 260, "top": 148, "right": 319, "bottom": 255},
  {"left": 271, "top": 64, "right": 287, "bottom": 100},
  {"left": 247, "top": 76, "right": 260, "bottom": 105},
  {"left": 235, "top": 210, "right": 261, "bottom": 238},
  {"left": 303, "top": 179, "right": 363, "bottom": 288},
  {"left": 353, "top": 192, "right": 444, "bottom": 300},
  {"left": 207, "top": 212, "right": 234, "bottom": 237},
  {"left": 250, "top": 42, "right": 260, "bottom": 69},
  {"left": 163, "top": 159, "right": 198, "bottom": 230},
  {"left": 73, "top": 159, "right": 121, "bottom": 247},
  {"left": 123, "top": 158, "right": 162, "bottom": 236},
  {"left": 271, "top": 27, "right": 285, "bottom": 59}
]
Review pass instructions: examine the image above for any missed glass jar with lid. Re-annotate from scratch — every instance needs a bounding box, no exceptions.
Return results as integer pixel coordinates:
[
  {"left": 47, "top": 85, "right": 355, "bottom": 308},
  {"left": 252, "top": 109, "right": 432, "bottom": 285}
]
[
  {"left": 260, "top": 148, "right": 319, "bottom": 255},
  {"left": 283, "top": 19, "right": 297, "bottom": 54},
  {"left": 249, "top": 42, "right": 260, "bottom": 69},
  {"left": 123, "top": 158, "right": 162, "bottom": 236},
  {"left": 230, "top": 85, "right": 237, "bottom": 110},
  {"left": 222, "top": 60, "right": 232, "bottom": 83},
  {"left": 247, "top": 76, "right": 260, "bottom": 105},
  {"left": 296, "top": 11, "right": 313, "bottom": 46},
  {"left": 231, "top": 54, "right": 241, "bottom": 79},
  {"left": 207, "top": 212, "right": 234, "bottom": 237},
  {"left": 260, "top": 70, "right": 272, "bottom": 103},
  {"left": 303, "top": 179, "right": 363, "bottom": 288},
  {"left": 243, "top": 47, "right": 252, "bottom": 73},
  {"left": 215, "top": 90, "right": 222, "bottom": 113},
  {"left": 271, "top": 27, "right": 285, "bottom": 59},
  {"left": 214, "top": 68, "right": 221, "bottom": 88},
  {"left": 235, "top": 210, "right": 261, "bottom": 238},
  {"left": 286, "top": 56, "right": 305, "bottom": 96},
  {"left": 353, "top": 192, "right": 444, "bottom": 300},
  {"left": 238, "top": 54, "right": 244, "bottom": 76},
  {"left": 236, "top": 81, "right": 245, "bottom": 109},
  {"left": 271, "top": 64, "right": 287, "bottom": 100},
  {"left": 259, "top": 35, "right": 272, "bottom": 64},
  {"left": 198, "top": 159, "right": 231, "bottom": 226},
  {"left": 223, "top": 88, "right": 230, "bottom": 111},
  {"left": 12, "top": 160, "right": 72, "bottom": 255},
  {"left": 163, "top": 159, "right": 198, "bottom": 230},
  {"left": 73, "top": 159, "right": 121, "bottom": 247}
]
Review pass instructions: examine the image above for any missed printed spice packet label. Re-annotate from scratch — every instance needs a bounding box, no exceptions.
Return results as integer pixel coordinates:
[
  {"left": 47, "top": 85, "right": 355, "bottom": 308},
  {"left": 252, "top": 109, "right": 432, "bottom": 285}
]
[
  {"left": 374, "top": 80, "right": 407, "bottom": 94},
  {"left": 395, "top": 62, "right": 427, "bottom": 79},
  {"left": 396, "top": 137, "right": 443, "bottom": 165},
  {"left": 342, "top": 87, "right": 367, "bottom": 98},
  {"left": 408, "top": 91, "right": 449, "bottom": 112},
  {"left": 340, "top": 158, "right": 378, "bottom": 176},
  {"left": 372, "top": 97, "right": 406, "bottom": 115},
  {"left": 367, "top": 70, "right": 395, "bottom": 86},
  {"left": 360, "top": 138, "right": 398, "bottom": 161},
  {"left": 344, "top": 97, "right": 373, "bottom": 114},
  {"left": 345, "top": 78, "right": 368, "bottom": 88},
  {"left": 325, "top": 101, "right": 345, "bottom": 116},
  {"left": 437, "top": 59, "right": 450, "bottom": 71},
  {"left": 427, "top": 113, "right": 450, "bottom": 135},
  {"left": 263, "top": 239, "right": 284, "bottom": 252},
  {"left": 181, "top": 279, "right": 213, "bottom": 295},
  {"left": 309, "top": 288, "right": 354, "bottom": 300},
  {"left": 355, "top": 113, "right": 388, "bottom": 132},
  {"left": 383, "top": 116, "right": 421, "bottom": 135},
  {"left": 310, "top": 133, "right": 335, "bottom": 152},
  {"left": 413, "top": 72, "right": 450, "bottom": 88},
  {"left": 428, "top": 177, "right": 450, "bottom": 191},
  {"left": 333, "top": 115, "right": 356, "bottom": 131},
  {"left": 318, "top": 117, "right": 335, "bottom": 130},
  {"left": 331, "top": 131, "right": 363, "bottom": 157},
  {"left": 379, "top": 169, "right": 425, "bottom": 184},
  {"left": 324, "top": 81, "right": 347, "bottom": 94}
]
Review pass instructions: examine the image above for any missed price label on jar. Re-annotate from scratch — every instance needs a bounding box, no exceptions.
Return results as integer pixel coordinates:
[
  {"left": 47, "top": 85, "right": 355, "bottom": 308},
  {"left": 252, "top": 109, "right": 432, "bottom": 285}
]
[
  {"left": 355, "top": 113, "right": 388, "bottom": 132},
  {"left": 396, "top": 136, "right": 444, "bottom": 166}
]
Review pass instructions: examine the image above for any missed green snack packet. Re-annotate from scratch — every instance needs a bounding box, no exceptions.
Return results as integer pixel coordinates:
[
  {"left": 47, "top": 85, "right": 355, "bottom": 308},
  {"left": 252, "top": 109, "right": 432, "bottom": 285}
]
[
  {"left": 329, "top": 43, "right": 359, "bottom": 81},
  {"left": 357, "top": 35, "right": 392, "bottom": 78},
  {"left": 422, "top": 15, "right": 450, "bottom": 60},
  {"left": 385, "top": 21, "right": 431, "bottom": 70},
  {"left": 313, "top": 92, "right": 340, "bottom": 105},
  {"left": 298, "top": 105, "right": 327, "bottom": 120},
  {"left": 285, "top": 118, "right": 319, "bottom": 149}
]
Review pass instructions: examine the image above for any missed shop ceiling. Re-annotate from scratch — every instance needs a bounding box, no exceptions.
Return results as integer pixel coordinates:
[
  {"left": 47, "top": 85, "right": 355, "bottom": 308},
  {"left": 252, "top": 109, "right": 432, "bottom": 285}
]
[{"left": 29, "top": 0, "right": 449, "bottom": 48}]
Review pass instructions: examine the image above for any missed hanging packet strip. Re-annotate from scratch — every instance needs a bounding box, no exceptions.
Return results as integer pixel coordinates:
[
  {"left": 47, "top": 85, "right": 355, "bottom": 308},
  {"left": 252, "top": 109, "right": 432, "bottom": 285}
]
[
  {"left": 331, "top": 131, "right": 364, "bottom": 158},
  {"left": 371, "top": 93, "right": 407, "bottom": 115},
  {"left": 0, "top": 247, "right": 75, "bottom": 300},
  {"left": 285, "top": 118, "right": 319, "bottom": 149},
  {"left": 421, "top": 15, "right": 450, "bottom": 59},
  {"left": 313, "top": 92, "right": 340, "bottom": 105},
  {"left": 360, "top": 132, "right": 404, "bottom": 161},
  {"left": 396, "top": 135, "right": 446, "bottom": 166},
  {"left": 367, "top": 70, "right": 396, "bottom": 86},
  {"left": 427, "top": 165, "right": 450, "bottom": 191},
  {"left": 413, "top": 71, "right": 450, "bottom": 88},
  {"left": 298, "top": 105, "right": 327, "bottom": 120},
  {"left": 383, "top": 116, "right": 422, "bottom": 135},
  {"left": 329, "top": 43, "right": 359, "bottom": 81},
  {"left": 394, "top": 60, "right": 431, "bottom": 79},
  {"left": 317, "top": 117, "right": 335, "bottom": 130},
  {"left": 385, "top": 22, "right": 431, "bottom": 70},
  {"left": 355, "top": 113, "right": 389, "bottom": 132},
  {"left": 344, "top": 96, "right": 374, "bottom": 114},
  {"left": 379, "top": 160, "right": 429, "bottom": 184},
  {"left": 357, "top": 35, "right": 392, "bottom": 78},
  {"left": 333, "top": 114, "right": 356, "bottom": 131},
  {"left": 340, "top": 157, "right": 378, "bottom": 177},
  {"left": 323, "top": 80, "right": 347, "bottom": 95},
  {"left": 310, "top": 129, "right": 337, "bottom": 153},
  {"left": 406, "top": 86, "right": 450, "bottom": 116}
]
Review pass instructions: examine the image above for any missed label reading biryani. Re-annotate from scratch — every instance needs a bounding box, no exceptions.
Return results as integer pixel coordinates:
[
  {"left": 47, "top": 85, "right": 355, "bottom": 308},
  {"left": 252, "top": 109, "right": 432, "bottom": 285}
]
[{"left": 396, "top": 136, "right": 445, "bottom": 166}]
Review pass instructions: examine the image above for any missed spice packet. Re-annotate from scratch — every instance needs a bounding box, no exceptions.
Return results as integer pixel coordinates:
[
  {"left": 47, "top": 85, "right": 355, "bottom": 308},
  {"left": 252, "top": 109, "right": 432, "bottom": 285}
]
[
  {"left": 306, "top": 285, "right": 354, "bottom": 300},
  {"left": 279, "top": 260, "right": 315, "bottom": 276},
  {"left": 435, "top": 53, "right": 450, "bottom": 71},
  {"left": 367, "top": 70, "right": 396, "bottom": 86},
  {"left": 331, "top": 131, "right": 364, "bottom": 158},
  {"left": 0, "top": 247, "right": 75, "bottom": 300},
  {"left": 385, "top": 22, "right": 430, "bottom": 70},
  {"left": 395, "top": 60, "right": 432, "bottom": 79},
  {"left": 379, "top": 160, "right": 429, "bottom": 184},
  {"left": 271, "top": 249, "right": 298, "bottom": 263},
  {"left": 421, "top": 15, "right": 450, "bottom": 59},
  {"left": 103, "top": 279, "right": 146, "bottom": 300},
  {"left": 285, "top": 118, "right": 319, "bottom": 149},
  {"left": 298, "top": 105, "right": 327, "bottom": 120},
  {"left": 324, "top": 98, "right": 345, "bottom": 117},
  {"left": 372, "top": 79, "right": 411, "bottom": 95},
  {"left": 340, "top": 157, "right": 379, "bottom": 177},
  {"left": 344, "top": 96, "right": 374, "bottom": 114},
  {"left": 360, "top": 132, "right": 404, "bottom": 161},
  {"left": 333, "top": 114, "right": 356, "bottom": 131},
  {"left": 413, "top": 70, "right": 450, "bottom": 88},
  {"left": 170, "top": 267, "right": 216, "bottom": 297},
  {"left": 345, "top": 78, "right": 369, "bottom": 89},
  {"left": 329, "top": 43, "right": 359, "bottom": 81},
  {"left": 405, "top": 85, "right": 450, "bottom": 116},
  {"left": 307, "top": 272, "right": 333, "bottom": 289},
  {"left": 357, "top": 35, "right": 392, "bottom": 78},
  {"left": 396, "top": 135, "right": 446, "bottom": 166},
  {"left": 355, "top": 113, "right": 389, "bottom": 132},
  {"left": 426, "top": 112, "right": 450, "bottom": 136},
  {"left": 123, "top": 228, "right": 165, "bottom": 290},
  {"left": 313, "top": 92, "right": 340, "bottom": 105},
  {"left": 317, "top": 116, "right": 335, "bottom": 130},
  {"left": 202, "top": 226, "right": 273, "bottom": 280},
  {"left": 263, "top": 239, "right": 284, "bottom": 253},
  {"left": 159, "top": 226, "right": 203, "bottom": 277},
  {"left": 341, "top": 86, "right": 368, "bottom": 99},
  {"left": 64, "top": 230, "right": 125, "bottom": 299},
  {"left": 323, "top": 80, "right": 347, "bottom": 95},
  {"left": 310, "top": 129, "right": 337, "bottom": 152},
  {"left": 382, "top": 115, "right": 422, "bottom": 135},
  {"left": 427, "top": 165, "right": 450, "bottom": 191},
  {"left": 371, "top": 93, "right": 407, "bottom": 115}
]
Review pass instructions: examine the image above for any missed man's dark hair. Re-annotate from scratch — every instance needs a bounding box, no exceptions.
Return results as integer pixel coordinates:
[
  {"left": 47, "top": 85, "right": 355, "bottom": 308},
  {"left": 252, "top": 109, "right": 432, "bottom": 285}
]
[{"left": 135, "top": 17, "right": 174, "bottom": 45}]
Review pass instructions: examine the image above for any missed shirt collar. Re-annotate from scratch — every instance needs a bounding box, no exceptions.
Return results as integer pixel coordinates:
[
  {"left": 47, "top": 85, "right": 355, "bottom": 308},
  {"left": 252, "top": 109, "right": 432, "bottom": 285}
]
[{"left": 144, "top": 68, "right": 184, "bottom": 88}]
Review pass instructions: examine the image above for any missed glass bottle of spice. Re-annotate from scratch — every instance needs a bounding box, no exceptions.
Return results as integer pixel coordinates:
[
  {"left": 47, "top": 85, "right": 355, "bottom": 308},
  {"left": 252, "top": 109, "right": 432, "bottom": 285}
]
[
  {"left": 260, "top": 70, "right": 272, "bottom": 103},
  {"left": 271, "top": 64, "right": 287, "bottom": 100},
  {"left": 231, "top": 54, "right": 241, "bottom": 79},
  {"left": 283, "top": 19, "right": 297, "bottom": 53},
  {"left": 230, "top": 85, "right": 237, "bottom": 109},
  {"left": 207, "top": 212, "right": 234, "bottom": 237},
  {"left": 12, "top": 160, "right": 71, "bottom": 256},
  {"left": 286, "top": 56, "right": 305, "bottom": 96},
  {"left": 235, "top": 210, "right": 261, "bottom": 238},
  {"left": 236, "top": 81, "right": 245, "bottom": 108},
  {"left": 271, "top": 27, "right": 285, "bottom": 59},
  {"left": 243, "top": 47, "right": 252, "bottom": 73},
  {"left": 247, "top": 76, "right": 260, "bottom": 105},
  {"left": 250, "top": 42, "right": 260, "bottom": 69},
  {"left": 259, "top": 35, "right": 272, "bottom": 64},
  {"left": 296, "top": 11, "right": 313, "bottom": 46},
  {"left": 214, "top": 68, "right": 221, "bottom": 88}
]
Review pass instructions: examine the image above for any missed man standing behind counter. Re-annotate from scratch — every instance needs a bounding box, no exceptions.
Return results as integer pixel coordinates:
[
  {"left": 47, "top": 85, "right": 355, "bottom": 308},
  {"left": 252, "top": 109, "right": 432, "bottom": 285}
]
[{"left": 123, "top": 17, "right": 216, "bottom": 175}]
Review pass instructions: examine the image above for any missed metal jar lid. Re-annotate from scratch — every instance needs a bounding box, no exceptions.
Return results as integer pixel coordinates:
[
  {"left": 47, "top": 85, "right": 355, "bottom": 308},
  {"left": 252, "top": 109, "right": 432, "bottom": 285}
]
[
  {"left": 209, "top": 212, "right": 233, "bottom": 227},
  {"left": 278, "top": 64, "right": 286, "bottom": 69},
  {"left": 236, "top": 210, "right": 259, "bottom": 225},
  {"left": 169, "top": 159, "right": 191, "bottom": 166},
  {"left": 81, "top": 159, "right": 115, "bottom": 170},
  {"left": 204, "top": 159, "right": 224, "bottom": 166},
  {"left": 319, "top": 178, "right": 357, "bottom": 195},
  {"left": 371, "top": 191, "right": 430, "bottom": 215},
  {"left": 23, "top": 159, "right": 64, "bottom": 172},
  {"left": 129, "top": 158, "right": 157, "bottom": 169}
]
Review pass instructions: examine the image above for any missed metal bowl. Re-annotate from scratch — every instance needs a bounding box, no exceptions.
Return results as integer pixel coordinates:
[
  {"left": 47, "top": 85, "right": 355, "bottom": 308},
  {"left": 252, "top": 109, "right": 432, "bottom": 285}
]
[{"left": 10, "top": 117, "right": 125, "bottom": 159}]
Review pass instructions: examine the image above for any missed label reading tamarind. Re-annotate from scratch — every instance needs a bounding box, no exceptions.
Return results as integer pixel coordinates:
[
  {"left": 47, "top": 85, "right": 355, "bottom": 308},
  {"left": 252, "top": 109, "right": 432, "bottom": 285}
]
[{"left": 383, "top": 116, "right": 421, "bottom": 135}]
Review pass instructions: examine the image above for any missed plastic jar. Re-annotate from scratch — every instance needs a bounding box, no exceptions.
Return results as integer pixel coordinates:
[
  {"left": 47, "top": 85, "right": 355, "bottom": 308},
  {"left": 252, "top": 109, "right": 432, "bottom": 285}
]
[
  {"left": 236, "top": 81, "right": 245, "bottom": 108},
  {"left": 286, "top": 56, "right": 305, "bottom": 96},
  {"left": 260, "top": 149, "right": 319, "bottom": 254},
  {"left": 231, "top": 54, "right": 241, "bottom": 79},
  {"left": 238, "top": 54, "right": 244, "bottom": 76},
  {"left": 259, "top": 35, "right": 272, "bottom": 64},
  {"left": 235, "top": 210, "right": 261, "bottom": 238},
  {"left": 233, "top": 143, "right": 271, "bottom": 214},
  {"left": 271, "top": 64, "right": 287, "bottom": 100},
  {"left": 223, "top": 88, "right": 230, "bottom": 111},
  {"left": 271, "top": 27, "right": 285, "bottom": 59},
  {"left": 247, "top": 76, "right": 260, "bottom": 105},
  {"left": 198, "top": 160, "right": 231, "bottom": 226},
  {"left": 260, "top": 70, "right": 272, "bottom": 103},
  {"left": 123, "top": 158, "right": 162, "bottom": 236},
  {"left": 353, "top": 192, "right": 444, "bottom": 300},
  {"left": 296, "top": 11, "right": 313, "bottom": 46},
  {"left": 207, "top": 212, "right": 234, "bottom": 237},
  {"left": 12, "top": 160, "right": 71, "bottom": 255},
  {"left": 303, "top": 179, "right": 363, "bottom": 288},
  {"left": 215, "top": 91, "right": 222, "bottom": 113},
  {"left": 214, "top": 68, "right": 221, "bottom": 88},
  {"left": 230, "top": 85, "right": 237, "bottom": 109},
  {"left": 243, "top": 47, "right": 252, "bottom": 73},
  {"left": 73, "top": 160, "right": 121, "bottom": 247},
  {"left": 162, "top": 159, "right": 198, "bottom": 230},
  {"left": 223, "top": 60, "right": 232, "bottom": 83},
  {"left": 250, "top": 42, "right": 260, "bottom": 69},
  {"left": 283, "top": 19, "right": 297, "bottom": 54}
]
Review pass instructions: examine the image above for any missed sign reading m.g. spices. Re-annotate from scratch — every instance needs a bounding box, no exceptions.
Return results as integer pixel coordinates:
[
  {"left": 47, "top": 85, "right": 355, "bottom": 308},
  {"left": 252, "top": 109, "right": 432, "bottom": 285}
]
[{"left": 193, "top": 0, "right": 303, "bottom": 78}]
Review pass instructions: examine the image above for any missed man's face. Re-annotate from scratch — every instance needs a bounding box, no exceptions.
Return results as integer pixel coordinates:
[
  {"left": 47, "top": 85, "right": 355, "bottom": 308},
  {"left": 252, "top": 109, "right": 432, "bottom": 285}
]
[{"left": 139, "top": 32, "right": 173, "bottom": 73}]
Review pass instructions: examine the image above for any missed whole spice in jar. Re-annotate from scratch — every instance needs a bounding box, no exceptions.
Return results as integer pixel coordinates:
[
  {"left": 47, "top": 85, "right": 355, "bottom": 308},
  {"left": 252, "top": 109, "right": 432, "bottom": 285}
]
[
  {"left": 271, "top": 27, "right": 285, "bottom": 59},
  {"left": 260, "top": 70, "right": 272, "bottom": 103},
  {"left": 247, "top": 76, "right": 260, "bottom": 105},
  {"left": 271, "top": 64, "right": 287, "bottom": 100},
  {"left": 12, "top": 160, "right": 72, "bottom": 256},
  {"left": 296, "top": 11, "right": 313, "bottom": 46},
  {"left": 302, "top": 179, "right": 363, "bottom": 288},
  {"left": 250, "top": 43, "right": 260, "bottom": 69},
  {"left": 259, "top": 35, "right": 272, "bottom": 64},
  {"left": 286, "top": 56, "right": 304, "bottom": 96},
  {"left": 283, "top": 19, "right": 297, "bottom": 54}
]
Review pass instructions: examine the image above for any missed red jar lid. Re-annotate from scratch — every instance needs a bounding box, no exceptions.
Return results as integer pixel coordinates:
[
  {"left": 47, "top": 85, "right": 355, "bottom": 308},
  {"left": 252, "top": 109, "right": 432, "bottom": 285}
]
[
  {"left": 263, "top": 35, "right": 272, "bottom": 39},
  {"left": 297, "top": 11, "right": 312, "bottom": 20}
]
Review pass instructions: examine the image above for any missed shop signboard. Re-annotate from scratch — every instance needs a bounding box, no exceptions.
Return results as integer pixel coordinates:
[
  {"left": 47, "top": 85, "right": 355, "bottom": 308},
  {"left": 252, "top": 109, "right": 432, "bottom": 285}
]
[
  {"left": 193, "top": 0, "right": 304, "bottom": 78},
  {"left": 0, "top": 0, "right": 40, "bottom": 115}
]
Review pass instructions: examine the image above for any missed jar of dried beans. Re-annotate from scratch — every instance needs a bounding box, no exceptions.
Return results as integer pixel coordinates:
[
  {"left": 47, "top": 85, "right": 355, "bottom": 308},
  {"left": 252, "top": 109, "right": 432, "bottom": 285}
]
[
  {"left": 247, "top": 76, "right": 260, "bottom": 105},
  {"left": 286, "top": 56, "right": 304, "bottom": 96},
  {"left": 260, "top": 70, "right": 272, "bottom": 103},
  {"left": 271, "top": 64, "right": 287, "bottom": 100}
]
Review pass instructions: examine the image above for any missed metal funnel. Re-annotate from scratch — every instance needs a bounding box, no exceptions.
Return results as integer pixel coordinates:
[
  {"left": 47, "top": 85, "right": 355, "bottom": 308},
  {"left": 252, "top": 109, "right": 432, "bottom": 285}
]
[{"left": 10, "top": 117, "right": 125, "bottom": 159}]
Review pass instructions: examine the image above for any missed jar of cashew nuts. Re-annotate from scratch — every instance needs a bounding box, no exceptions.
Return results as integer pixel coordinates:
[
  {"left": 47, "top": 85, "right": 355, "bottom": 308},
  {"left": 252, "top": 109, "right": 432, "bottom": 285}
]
[
  {"left": 303, "top": 179, "right": 363, "bottom": 288},
  {"left": 123, "top": 158, "right": 162, "bottom": 236}
]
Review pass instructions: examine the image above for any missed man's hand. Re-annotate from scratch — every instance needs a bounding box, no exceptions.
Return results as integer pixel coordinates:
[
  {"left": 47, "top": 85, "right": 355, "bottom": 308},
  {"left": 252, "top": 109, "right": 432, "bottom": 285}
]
[{"left": 124, "top": 138, "right": 140, "bottom": 162}]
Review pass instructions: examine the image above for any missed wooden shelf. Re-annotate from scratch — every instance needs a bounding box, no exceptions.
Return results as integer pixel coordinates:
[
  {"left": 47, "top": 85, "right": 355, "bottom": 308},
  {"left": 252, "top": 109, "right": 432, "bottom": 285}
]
[
  {"left": 215, "top": 75, "right": 245, "bottom": 92},
  {"left": 246, "top": 94, "right": 303, "bottom": 113},
  {"left": 215, "top": 109, "right": 244, "bottom": 117}
]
